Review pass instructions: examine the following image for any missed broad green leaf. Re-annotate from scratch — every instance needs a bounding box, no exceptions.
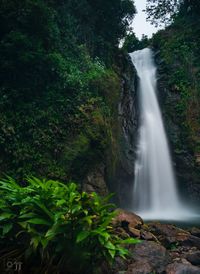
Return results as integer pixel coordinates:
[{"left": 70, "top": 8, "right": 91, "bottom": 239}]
[
  {"left": 71, "top": 205, "right": 82, "bottom": 214},
  {"left": 92, "top": 229, "right": 110, "bottom": 240},
  {"left": 18, "top": 222, "right": 28, "bottom": 229},
  {"left": 83, "top": 209, "right": 88, "bottom": 215},
  {"left": 82, "top": 216, "right": 93, "bottom": 226},
  {"left": 2, "top": 223, "right": 13, "bottom": 235},
  {"left": 104, "top": 241, "right": 115, "bottom": 250},
  {"left": 98, "top": 235, "right": 105, "bottom": 245},
  {"left": 30, "top": 236, "right": 40, "bottom": 250},
  {"left": 0, "top": 212, "right": 15, "bottom": 221},
  {"left": 76, "top": 231, "right": 90, "bottom": 243},
  {"left": 41, "top": 237, "right": 49, "bottom": 249},
  {"left": 19, "top": 213, "right": 38, "bottom": 219},
  {"left": 108, "top": 248, "right": 116, "bottom": 259},
  {"left": 118, "top": 247, "right": 129, "bottom": 256},
  {"left": 45, "top": 227, "right": 58, "bottom": 239},
  {"left": 26, "top": 218, "right": 51, "bottom": 226},
  {"left": 33, "top": 200, "right": 54, "bottom": 220},
  {"left": 56, "top": 199, "right": 67, "bottom": 207}
]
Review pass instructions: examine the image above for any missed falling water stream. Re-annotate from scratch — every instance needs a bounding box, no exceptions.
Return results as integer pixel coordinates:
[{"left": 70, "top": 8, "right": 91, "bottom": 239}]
[{"left": 130, "top": 48, "right": 196, "bottom": 221}]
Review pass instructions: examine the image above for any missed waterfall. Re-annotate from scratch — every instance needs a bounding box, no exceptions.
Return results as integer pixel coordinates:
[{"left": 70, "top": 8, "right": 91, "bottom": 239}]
[{"left": 130, "top": 48, "right": 188, "bottom": 220}]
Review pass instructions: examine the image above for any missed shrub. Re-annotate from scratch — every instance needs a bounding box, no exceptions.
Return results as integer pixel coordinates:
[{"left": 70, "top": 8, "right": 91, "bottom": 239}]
[{"left": 0, "top": 177, "right": 139, "bottom": 274}]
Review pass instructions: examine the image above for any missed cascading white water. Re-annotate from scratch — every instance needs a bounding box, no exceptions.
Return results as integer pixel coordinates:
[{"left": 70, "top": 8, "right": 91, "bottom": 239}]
[{"left": 130, "top": 48, "right": 190, "bottom": 220}]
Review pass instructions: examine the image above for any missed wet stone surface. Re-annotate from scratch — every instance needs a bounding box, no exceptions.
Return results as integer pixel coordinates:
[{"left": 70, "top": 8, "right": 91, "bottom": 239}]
[{"left": 109, "top": 209, "right": 200, "bottom": 274}]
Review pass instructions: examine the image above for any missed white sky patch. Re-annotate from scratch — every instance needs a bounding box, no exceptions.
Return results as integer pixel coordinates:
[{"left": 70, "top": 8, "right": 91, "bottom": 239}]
[{"left": 133, "top": 0, "right": 163, "bottom": 39}]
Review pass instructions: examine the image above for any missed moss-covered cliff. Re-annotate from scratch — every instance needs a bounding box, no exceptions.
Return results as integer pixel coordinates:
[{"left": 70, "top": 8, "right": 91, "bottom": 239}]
[{"left": 152, "top": 13, "right": 200, "bottom": 203}]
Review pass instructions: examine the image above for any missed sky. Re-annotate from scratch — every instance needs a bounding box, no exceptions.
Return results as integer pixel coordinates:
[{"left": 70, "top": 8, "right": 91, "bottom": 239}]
[{"left": 133, "top": 0, "right": 161, "bottom": 39}]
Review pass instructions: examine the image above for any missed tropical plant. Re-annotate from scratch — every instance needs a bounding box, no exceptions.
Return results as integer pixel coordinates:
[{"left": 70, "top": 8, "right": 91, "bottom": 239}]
[{"left": 0, "top": 177, "right": 139, "bottom": 274}]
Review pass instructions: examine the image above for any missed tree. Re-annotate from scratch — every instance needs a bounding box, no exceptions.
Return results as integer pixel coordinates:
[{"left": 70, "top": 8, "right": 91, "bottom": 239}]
[
  {"left": 67, "top": 0, "right": 136, "bottom": 59},
  {"left": 123, "top": 33, "right": 150, "bottom": 52},
  {"left": 123, "top": 32, "right": 140, "bottom": 52},
  {"left": 146, "top": 0, "right": 181, "bottom": 26},
  {"left": 146, "top": 0, "right": 200, "bottom": 26}
]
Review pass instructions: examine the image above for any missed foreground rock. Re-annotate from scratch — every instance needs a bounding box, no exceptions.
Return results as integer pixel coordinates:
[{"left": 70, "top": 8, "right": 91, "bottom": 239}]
[
  {"left": 113, "top": 209, "right": 143, "bottom": 230},
  {"left": 186, "top": 251, "right": 200, "bottom": 265},
  {"left": 125, "top": 261, "right": 153, "bottom": 274},
  {"left": 110, "top": 209, "right": 200, "bottom": 274},
  {"left": 148, "top": 223, "right": 190, "bottom": 246},
  {"left": 190, "top": 227, "right": 200, "bottom": 237},
  {"left": 127, "top": 241, "right": 169, "bottom": 273},
  {"left": 165, "top": 261, "right": 200, "bottom": 274},
  {"left": 148, "top": 223, "right": 200, "bottom": 249}
]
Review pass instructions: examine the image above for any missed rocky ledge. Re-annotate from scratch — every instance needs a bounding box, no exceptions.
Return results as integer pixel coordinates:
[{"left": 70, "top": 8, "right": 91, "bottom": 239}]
[{"left": 109, "top": 209, "right": 200, "bottom": 274}]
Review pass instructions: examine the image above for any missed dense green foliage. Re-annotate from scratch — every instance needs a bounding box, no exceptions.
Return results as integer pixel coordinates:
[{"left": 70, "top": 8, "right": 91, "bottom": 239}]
[
  {"left": 123, "top": 33, "right": 149, "bottom": 52},
  {"left": 152, "top": 9, "right": 200, "bottom": 155},
  {"left": 0, "top": 178, "right": 139, "bottom": 273},
  {"left": 0, "top": 0, "right": 136, "bottom": 181},
  {"left": 0, "top": 0, "right": 136, "bottom": 61}
]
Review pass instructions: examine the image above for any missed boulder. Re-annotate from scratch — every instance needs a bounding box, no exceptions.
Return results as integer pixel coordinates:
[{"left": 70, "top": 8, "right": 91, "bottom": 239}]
[
  {"left": 129, "top": 241, "right": 169, "bottom": 272},
  {"left": 182, "top": 235, "right": 200, "bottom": 249},
  {"left": 125, "top": 261, "right": 153, "bottom": 274},
  {"left": 128, "top": 227, "right": 141, "bottom": 238},
  {"left": 190, "top": 227, "right": 200, "bottom": 238},
  {"left": 113, "top": 209, "right": 143, "bottom": 230},
  {"left": 165, "top": 261, "right": 200, "bottom": 274},
  {"left": 140, "top": 229, "right": 159, "bottom": 242},
  {"left": 148, "top": 223, "right": 190, "bottom": 247},
  {"left": 115, "top": 227, "right": 131, "bottom": 239},
  {"left": 186, "top": 251, "right": 200, "bottom": 266},
  {"left": 148, "top": 223, "right": 200, "bottom": 250},
  {"left": 112, "top": 256, "right": 130, "bottom": 274}
]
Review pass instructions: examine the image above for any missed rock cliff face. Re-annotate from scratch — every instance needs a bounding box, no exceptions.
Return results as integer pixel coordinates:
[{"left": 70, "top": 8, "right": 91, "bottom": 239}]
[
  {"left": 82, "top": 53, "right": 138, "bottom": 206},
  {"left": 154, "top": 50, "right": 200, "bottom": 206},
  {"left": 108, "top": 54, "right": 138, "bottom": 208},
  {"left": 82, "top": 164, "right": 109, "bottom": 196}
]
